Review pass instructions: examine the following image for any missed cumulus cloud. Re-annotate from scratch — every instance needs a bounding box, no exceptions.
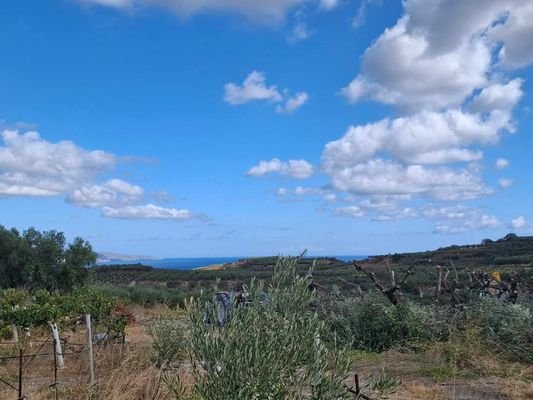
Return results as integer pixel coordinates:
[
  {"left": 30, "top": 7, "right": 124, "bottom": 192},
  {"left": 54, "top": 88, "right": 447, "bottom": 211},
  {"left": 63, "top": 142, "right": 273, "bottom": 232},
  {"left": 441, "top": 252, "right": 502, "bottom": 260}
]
[
  {"left": 322, "top": 109, "right": 515, "bottom": 167},
  {"left": 276, "top": 92, "right": 309, "bottom": 114},
  {"left": 67, "top": 179, "right": 144, "bottom": 208},
  {"left": 79, "top": 0, "right": 307, "bottom": 24},
  {"left": 495, "top": 158, "right": 510, "bottom": 169},
  {"left": 101, "top": 204, "right": 194, "bottom": 220},
  {"left": 373, "top": 207, "right": 417, "bottom": 221},
  {"left": 0, "top": 130, "right": 115, "bottom": 197},
  {"left": 0, "top": 130, "right": 204, "bottom": 221},
  {"left": 470, "top": 79, "right": 524, "bottom": 113},
  {"left": 224, "top": 71, "right": 283, "bottom": 105},
  {"left": 434, "top": 215, "right": 500, "bottom": 234},
  {"left": 321, "top": 0, "right": 532, "bottom": 214},
  {"left": 334, "top": 205, "right": 364, "bottom": 218},
  {"left": 341, "top": 16, "right": 491, "bottom": 111},
  {"left": 341, "top": 0, "right": 533, "bottom": 112},
  {"left": 488, "top": 2, "right": 533, "bottom": 68},
  {"left": 323, "top": 158, "right": 489, "bottom": 201},
  {"left": 424, "top": 205, "right": 500, "bottom": 234},
  {"left": 225, "top": 71, "right": 308, "bottom": 113},
  {"left": 511, "top": 216, "right": 527, "bottom": 229},
  {"left": 247, "top": 158, "right": 313, "bottom": 178},
  {"left": 331, "top": 200, "right": 500, "bottom": 233}
]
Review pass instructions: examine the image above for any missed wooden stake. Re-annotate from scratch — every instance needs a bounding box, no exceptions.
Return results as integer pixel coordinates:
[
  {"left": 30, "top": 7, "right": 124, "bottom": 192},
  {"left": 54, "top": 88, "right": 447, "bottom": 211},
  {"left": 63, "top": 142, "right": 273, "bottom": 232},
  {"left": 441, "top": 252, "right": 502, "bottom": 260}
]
[
  {"left": 85, "top": 314, "right": 95, "bottom": 386},
  {"left": 18, "top": 348, "right": 23, "bottom": 400},
  {"left": 50, "top": 323, "right": 64, "bottom": 369},
  {"left": 12, "top": 325, "right": 18, "bottom": 344}
]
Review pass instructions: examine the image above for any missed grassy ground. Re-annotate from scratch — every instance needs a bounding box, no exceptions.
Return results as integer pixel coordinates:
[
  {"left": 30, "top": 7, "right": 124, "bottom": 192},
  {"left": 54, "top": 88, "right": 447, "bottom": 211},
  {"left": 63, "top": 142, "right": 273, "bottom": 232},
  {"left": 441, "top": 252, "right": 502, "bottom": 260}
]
[{"left": 1, "top": 305, "right": 531, "bottom": 400}]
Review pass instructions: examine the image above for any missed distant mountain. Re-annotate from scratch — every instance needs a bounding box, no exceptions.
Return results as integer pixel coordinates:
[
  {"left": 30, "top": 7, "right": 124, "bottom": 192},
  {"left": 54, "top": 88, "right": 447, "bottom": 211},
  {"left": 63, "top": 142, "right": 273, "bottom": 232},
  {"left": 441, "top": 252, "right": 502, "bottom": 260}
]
[{"left": 96, "top": 251, "right": 160, "bottom": 263}]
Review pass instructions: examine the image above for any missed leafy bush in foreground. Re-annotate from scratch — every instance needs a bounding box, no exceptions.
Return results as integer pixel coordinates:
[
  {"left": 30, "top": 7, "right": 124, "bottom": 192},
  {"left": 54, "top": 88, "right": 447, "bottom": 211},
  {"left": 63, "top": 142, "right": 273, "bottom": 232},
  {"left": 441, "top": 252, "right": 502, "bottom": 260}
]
[
  {"left": 324, "top": 294, "right": 444, "bottom": 352},
  {"left": 149, "top": 314, "right": 187, "bottom": 369},
  {"left": 465, "top": 297, "right": 533, "bottom": 363},
  {"left": 165, "top": 256, "right": 351, "bottom": 400}
]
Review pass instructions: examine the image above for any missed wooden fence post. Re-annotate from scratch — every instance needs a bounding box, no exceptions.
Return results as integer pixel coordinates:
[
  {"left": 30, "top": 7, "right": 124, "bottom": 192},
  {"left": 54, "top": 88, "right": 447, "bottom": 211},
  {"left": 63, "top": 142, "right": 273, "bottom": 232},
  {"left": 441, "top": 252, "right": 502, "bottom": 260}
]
[
  {"left": 50, "top": 323, "right": 64, "bottom": 369},
  {"left": 85, "top": 314, "right": 95, "bottom": 386},
  {"left": 17, "top": 348, "right": 23, "bottom": 400}
]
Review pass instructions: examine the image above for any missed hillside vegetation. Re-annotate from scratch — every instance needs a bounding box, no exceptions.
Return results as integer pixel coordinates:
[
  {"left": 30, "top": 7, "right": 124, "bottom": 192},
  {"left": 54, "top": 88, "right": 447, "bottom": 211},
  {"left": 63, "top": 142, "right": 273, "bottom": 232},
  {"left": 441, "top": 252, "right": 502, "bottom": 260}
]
[
  {"left": 2, "top": 227, "right": 532, "bottom": 399},
  {"left": 91, "top": 234, "right": 533, "bottom": 306}
]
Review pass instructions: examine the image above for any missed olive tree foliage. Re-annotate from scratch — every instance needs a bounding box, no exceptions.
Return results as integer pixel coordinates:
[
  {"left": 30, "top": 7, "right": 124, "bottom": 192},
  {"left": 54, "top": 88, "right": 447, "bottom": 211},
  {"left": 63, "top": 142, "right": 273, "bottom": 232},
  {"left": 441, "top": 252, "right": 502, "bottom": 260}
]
[
  {"left": 149, "top": 315, "right": 187, "bottom": 369},
  {"left": 164, "top": 256, "right": 351, "bottom": 400},
  {"left": 0, "top": 225, "right": 96, "bottom": 292}
]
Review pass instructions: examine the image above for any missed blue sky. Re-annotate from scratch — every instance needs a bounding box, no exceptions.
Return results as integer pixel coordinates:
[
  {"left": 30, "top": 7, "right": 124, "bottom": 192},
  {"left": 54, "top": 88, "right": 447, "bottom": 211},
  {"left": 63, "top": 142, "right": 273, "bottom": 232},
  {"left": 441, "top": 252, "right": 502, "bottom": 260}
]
[{"left": 1, "top": 0, "right": 532, "bottom": 257}]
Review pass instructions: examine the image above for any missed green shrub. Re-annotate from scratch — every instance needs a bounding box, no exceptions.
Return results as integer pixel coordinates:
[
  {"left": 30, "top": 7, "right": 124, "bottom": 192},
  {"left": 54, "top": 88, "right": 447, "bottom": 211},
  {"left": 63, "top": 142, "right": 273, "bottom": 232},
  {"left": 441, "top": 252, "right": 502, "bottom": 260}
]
[
  {"left": 324, "top": 294, "right": 444, "bottom": 352},
  {"left": 465, "top": 297, "right": 533, "bottom": 362},
  {"left": 165, "top": 256, "right": 351, "bottom": 400},
  {"left": 149, "top": 314, "right": 187, "bottom": 369}
]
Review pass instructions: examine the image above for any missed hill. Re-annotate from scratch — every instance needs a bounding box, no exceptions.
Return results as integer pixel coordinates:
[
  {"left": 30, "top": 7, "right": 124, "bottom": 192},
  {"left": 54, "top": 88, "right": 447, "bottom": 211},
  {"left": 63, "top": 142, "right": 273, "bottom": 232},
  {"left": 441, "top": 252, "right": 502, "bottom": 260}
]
[
  {"left": 367, "top": 233, "right": 533, "bottom": 267},
  {"left": 90, "top": 234, "right": 533, "bottom": 305}
]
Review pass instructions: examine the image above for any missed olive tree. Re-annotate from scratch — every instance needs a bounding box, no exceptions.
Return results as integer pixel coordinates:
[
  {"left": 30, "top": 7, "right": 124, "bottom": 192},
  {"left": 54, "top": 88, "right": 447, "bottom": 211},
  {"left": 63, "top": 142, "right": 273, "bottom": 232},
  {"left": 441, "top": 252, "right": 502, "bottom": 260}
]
[
  {"left": 165, "top": 256, "right": 351, "bottom": 400},
  {"left": 0, "top": 226, "right": 96, "bottom": 292}
]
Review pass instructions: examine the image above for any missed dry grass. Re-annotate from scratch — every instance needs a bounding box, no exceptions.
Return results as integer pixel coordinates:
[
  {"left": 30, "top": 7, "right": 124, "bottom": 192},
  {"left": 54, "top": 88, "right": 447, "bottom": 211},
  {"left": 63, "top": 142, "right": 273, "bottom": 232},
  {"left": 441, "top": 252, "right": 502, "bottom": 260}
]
[{"left": 1, "top": 306, "right": 532, "bottom": 400}]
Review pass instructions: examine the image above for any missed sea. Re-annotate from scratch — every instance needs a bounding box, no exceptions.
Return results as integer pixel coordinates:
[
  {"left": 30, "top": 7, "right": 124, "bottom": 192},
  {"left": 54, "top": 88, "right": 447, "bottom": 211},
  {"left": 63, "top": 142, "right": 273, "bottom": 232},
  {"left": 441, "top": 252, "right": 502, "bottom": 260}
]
[{"left": 98, "top": 255, "right": 368, "bottom": 270}]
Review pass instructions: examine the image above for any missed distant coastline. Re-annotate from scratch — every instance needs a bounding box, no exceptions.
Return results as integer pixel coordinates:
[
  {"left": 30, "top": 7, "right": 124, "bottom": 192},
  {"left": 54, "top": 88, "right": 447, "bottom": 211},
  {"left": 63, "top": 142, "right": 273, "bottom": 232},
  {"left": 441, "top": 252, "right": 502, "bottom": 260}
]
[{"left": 96, "top": 255, "right": 369, "bottom": 270}]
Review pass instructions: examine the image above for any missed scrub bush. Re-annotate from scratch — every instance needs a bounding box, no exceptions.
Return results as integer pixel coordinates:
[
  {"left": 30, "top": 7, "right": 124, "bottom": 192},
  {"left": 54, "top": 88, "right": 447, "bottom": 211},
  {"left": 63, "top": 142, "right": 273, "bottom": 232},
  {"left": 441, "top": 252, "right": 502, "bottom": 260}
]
[{"left": 165, "top": 256, "right": 352, "bottom": 400}]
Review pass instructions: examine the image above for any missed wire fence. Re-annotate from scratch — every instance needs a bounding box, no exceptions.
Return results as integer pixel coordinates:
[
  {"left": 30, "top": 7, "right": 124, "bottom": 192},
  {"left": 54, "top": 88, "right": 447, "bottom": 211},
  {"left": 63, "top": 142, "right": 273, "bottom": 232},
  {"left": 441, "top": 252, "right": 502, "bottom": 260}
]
[{"left": 0, "top": 323, "right": 126, "bottom": 400}]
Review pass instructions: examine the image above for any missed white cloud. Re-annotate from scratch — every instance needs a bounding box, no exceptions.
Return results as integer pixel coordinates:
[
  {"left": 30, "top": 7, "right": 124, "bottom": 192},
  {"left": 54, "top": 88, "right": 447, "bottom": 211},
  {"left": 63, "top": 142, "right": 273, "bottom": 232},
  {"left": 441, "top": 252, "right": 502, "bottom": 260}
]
[
  {"left": 101, "top": 204, "right": 194, "bottom": 220},
  {"left": 352, "top": 0, "right": 381, "bottom": 28},
  {"left": 323, "top": 0, "right": 532, "bottom": 211},
  {"left": 498, "top": 178, "right": 513, "bottom": 188},
  {"left": 373, "top": 207, "right": 417, "bottom": 221},
  {"left": 495, "top": 158, "right": 510, "bottom": 169},
  {"left": 319, "top": 0, "right": 339, "bottom": 11},
  {"left": 294, "top": 186, "right": 316, "bottom": 195},
  {"left": 511, "top": 216, "right": 527, "bottom": 229},
  {"left": 80, "top": 0, "right": 132, "bottom": 7},
  {"left": 322, "top": 109, "right": 514, "bottom": 167},
  {"left": 67, "top": 179, "right": 144, "bottom": 208},
  {"left": 341, "top": 16, "right": 491, "bottom": 111},
  {"left": 225, "top": 71, "right": 308, "bottom": 113},
  {"left": 425, "top": 205, "right": 500, "bottom": 234},
  {"left": 224, "top": 71, "right": 283, "bottom": 105},
  {"left": 287, "top": 10, "right": 312, "bottom": 43},
  {"left": 488, "top": 2, "right": 533, "bottom": 68},
  {"left": 470, "top": 79, "right": 524, "bottom": 113},
  {"left": 322, "top": 193, "right": 337, "bottom": 202},
  {"left": 434, "top": 215, "right": 500, "bottom": 234},
  {"left": 334, "top": 206, "right": 364, "bottom": 218},
  {"left": 276, "top": 92, "right": 309, "bottom": 113},
  {"left": 247, "top": 158, "right": 313, "bottom": 178},
  {"left": 0, "top": 130, "right": 115, "bottom": 197},
  {"left": 287, "top": 21, "right": 310, "bottom": 43},
  {"left": 356, "top": 194, "right": 415, "bottom": 220},
  {"left": 341, "top": 1, "right": 533, "bottom": 112},
  {"left": 323, "top": 158, "right": 490, "bottom": 201},
  {"left": 79, "top": 0, "right": 307, "bottom": 24},
  {"left": 275, "top": 187, "right": 290, "bottom": 196}
]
